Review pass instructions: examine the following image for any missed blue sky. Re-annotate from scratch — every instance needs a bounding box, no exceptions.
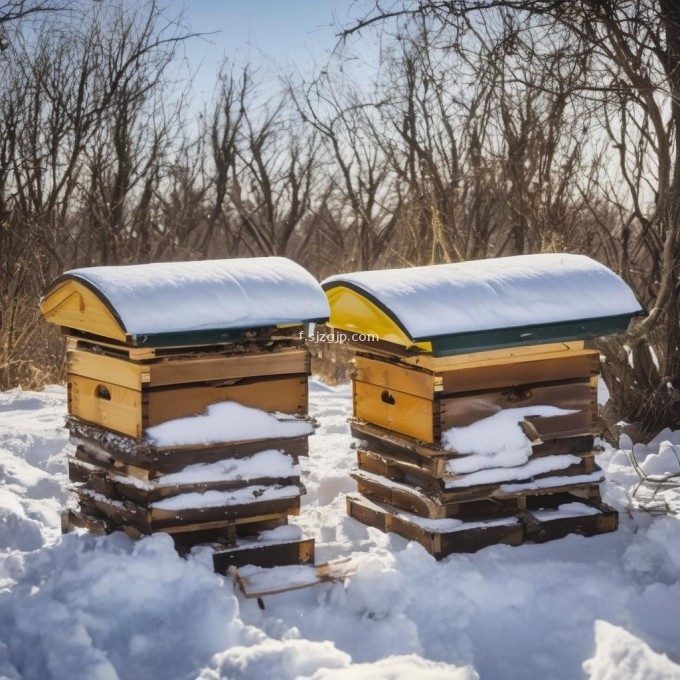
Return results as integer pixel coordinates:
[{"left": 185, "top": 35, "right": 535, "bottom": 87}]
[{"left": 163, "top": 1, "right": 361, "bottom": 98}]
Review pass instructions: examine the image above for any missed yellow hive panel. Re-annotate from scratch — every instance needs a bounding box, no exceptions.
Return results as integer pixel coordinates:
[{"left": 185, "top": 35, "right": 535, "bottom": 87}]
[
  {"left": 325, "top": 286, "right": 431, "bottom": 351},
  {"left": 41, "top": 279, "right": 126, "bottom": 342}
]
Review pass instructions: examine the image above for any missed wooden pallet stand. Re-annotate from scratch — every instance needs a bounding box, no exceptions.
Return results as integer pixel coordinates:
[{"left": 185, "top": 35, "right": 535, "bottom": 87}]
[
  {"left": 213, "top": 536, "right": 315, "bottom": 572},
  {"left": 347, "top": 492, "right": 617, "bottom": 559}
]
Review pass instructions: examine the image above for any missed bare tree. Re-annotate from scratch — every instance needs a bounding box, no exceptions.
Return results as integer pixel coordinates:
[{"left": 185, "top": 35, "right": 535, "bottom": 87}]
[
  {"left": 0, "top": 0, "right": 198, "bottom": 388},
  {"left": 342, "top": 0, "right": 680, "bottom": 442},
  {"left": 294, "top": 73, "right": 403, "bottom": 269},
  {"left": 207, "top": 66, "right": 323, "bottom": 260}
]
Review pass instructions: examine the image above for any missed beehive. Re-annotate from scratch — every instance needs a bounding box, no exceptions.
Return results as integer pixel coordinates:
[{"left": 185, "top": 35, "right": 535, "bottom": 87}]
[
  {"left": 41, "top": 257, "right": 330, "bottom": 570},
  {"left": 42, "top": 258, "right": 327, "bottom": 438},
  {"left": 322, "top": 253, "right": 643, "bottom": 556}
]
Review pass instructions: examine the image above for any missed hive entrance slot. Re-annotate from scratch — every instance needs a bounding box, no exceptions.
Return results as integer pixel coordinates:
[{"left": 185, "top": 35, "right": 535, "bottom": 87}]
[
  {"left": 505, "top": 386, "right": 532, "bottom": 403},
  {"left": 380, "top": 390, "right": 396, "bottom": 405},
  {"left": 95, "top": 384, "right": 111, "bottom": 401}
]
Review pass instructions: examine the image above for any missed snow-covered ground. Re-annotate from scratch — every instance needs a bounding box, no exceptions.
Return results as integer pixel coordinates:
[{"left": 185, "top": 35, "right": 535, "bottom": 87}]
[{"left": 1, "top": 381, "right": 679, "bottom": 680}]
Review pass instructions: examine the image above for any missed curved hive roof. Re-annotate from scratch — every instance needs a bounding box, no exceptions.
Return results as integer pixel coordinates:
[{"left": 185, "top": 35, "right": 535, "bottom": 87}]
[
  {"left": 41, "top": 257, "right": 329, "bottom": 346},
  {"left": 322, "top": 254, "right": 643, "bottom": 354}
]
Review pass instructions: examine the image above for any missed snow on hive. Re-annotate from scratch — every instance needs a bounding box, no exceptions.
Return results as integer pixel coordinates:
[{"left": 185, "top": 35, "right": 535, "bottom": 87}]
[
  {"left": 145, "top": 401, "right": 315, "bottom": 448},
  {"left": 322, "top": 253, "right": 643, "bottom": 353},
  {"left": 41, "top": 257, "right": 330, "bottom": 344}
]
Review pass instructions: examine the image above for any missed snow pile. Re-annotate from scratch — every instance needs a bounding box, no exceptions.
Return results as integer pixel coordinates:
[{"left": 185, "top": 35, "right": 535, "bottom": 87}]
[
  {"left": 53, "top": 257, "right": 330, "bottom": 335},
  {"left": 500, "top": 472, "right": 604, "bottom": 493},
  {"left": 309, "top": 656, "right": 478, "bottom": 679},
  {"left": 640, "top": 441, "right": 680, "bottom": 477},
  {"left": 1, "top": 382, "right": 680, "bottom": 679},
  {"left": 443, "top": 405, "right": 577, "bottom": 473},
  {"left": 355, "top": 495, "right": 520, "bottom": 533},
  {"left": 445, "top": 454, "right": 582, "bottom": 488},
  {"left": 531, "top": 502, "right": 601, "bottom": 521},
  {"left": 198, "top": 639, "right": 350, "bottom": 680},
  {"left": 146, "top": 401, "right": 314, "bottom": 447},
  {"left": 151, "top": 484, "right": 301, "bottom": 511},
  {"left": 154, "top": 450, "right": 299, "bottom": 487},
  {"left": 583, "top": 620, "right": 680, "bottom": 680},
  {"left": 322, "top": 253, "right": 642, "bottom": 340}
]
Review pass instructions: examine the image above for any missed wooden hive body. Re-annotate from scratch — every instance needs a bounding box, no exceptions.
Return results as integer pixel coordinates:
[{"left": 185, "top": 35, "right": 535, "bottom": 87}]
[
  {"left": 41, "top": 258, "right": 329, "bottom": 438},
  {"left": 66, "top": 337, "right": 310, "bottom": 439},
  {"left": 352, "top": 341, "right": 600, "bottom": 446}
]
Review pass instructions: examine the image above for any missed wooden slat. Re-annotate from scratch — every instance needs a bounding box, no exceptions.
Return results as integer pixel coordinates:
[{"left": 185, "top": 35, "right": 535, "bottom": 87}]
[
  {"left": 352, "top": 340, "right": 586, "bottom": 370},
  {"left": 357, "top": 449, "right": 442, "bottom": 491},
  {"left": 522, "top": 411, "right": 593, "bottom": 441},
  {"left": 149, "top": 495, "right": 302, "bottom": 530},
  {"left": 346, "top": 495, "right": 524, "bottom": 558},
  {"left": 68, "top": 418, "right": 310, "bottom": 474},
  {"left": 351, "top": 470, "right": 448, "bottom": 518},
  {"left": 356, "top": 444, "right": 447, "bottom": 480},
  {"left": 354, "top": 355, "right": 440, "bottom": 399},
  {"left": 167, "top": 512, "right": 289, "bottom": 536},
  {"left": 440, "top": 379, "right": 594, "bottom": 431},
  {"left": 68, "top": 455, "right": 302, "bottom": 504},
  {"left": 491, "top": 481, "right": 603, "bottom": 500},
  {"left": 522, "top": 494, "right": 618, "bottom": 542},
  {"left": 74, "top": 483, "right": 303, "bottom": 533},
  {"left": 438, "top": 350, "right": 600, "bottom": 394},
  {"left": 350, "top": 420, "right": 452, "bottom": 476},
  {"left": 230, "top": 557, "right": 357, "bottom": 598},
  {"left": 68, "top": 335, "right": 157, "bottom": 360},
  {"left": 66, "top": 326, "right": 306, "bottom": 359},
  {"left": 147, "top": 348, "right": 309, "bottom": 387},
  {"left": 531, "top": 435, "right": 596, "bottom": 457},
  {"left": 145, "top": 374, "right": 308, "bottom": 426},
  {"left": 354, "top": 349, "right": 599, "bottom": 398},
  {"left": 62, "top": 508, "right": 113, "bottom": 535},
  {"left": 350, "top": 420, "right": 455, "bottom": 457},
  {"left": 346, "top": 493, "right": 616, "bottom": 558},
  {"left": 353, "top": 380, "right": 438, "bottom": 443},
  {"left": 352, "top": 458, "right": 602, "bottom": 516},
  {"left": 68, "top": 351, "right": 145, "bottom": 390},
  {"left": 213, "top": 538, "right": 315, "bottom": 572}
]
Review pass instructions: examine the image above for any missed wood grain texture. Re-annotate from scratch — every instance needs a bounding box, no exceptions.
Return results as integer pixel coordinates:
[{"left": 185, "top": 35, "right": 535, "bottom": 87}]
[
  {"left": 346, "top": 495, "right": 524, "bottom": 558},
  {"left": 213, "top": 538, "right": 315, "bottom": 572},
  {"left": 354, "top": 355, "right": 439, "bottom": 398},
  {"left": 351, "top": 340, "right": 586, "bottom": 369},
  {"left": 355, "top": 348, "right": 599, "bottom": 397},
  {"left": 346, "top": 493, "right": 616, "bottom": 559},
  {"left": 68, "top": 373, "right": 308, "bottom": 438},
  {"left": 353, "top": 380, "right": 438, "bottom": 443},
  {"left": 68, "top": 347, "right": 309, "bottom": 390},
  {"left": 440, "top": 379, "right": 595, "bottom": 430}
]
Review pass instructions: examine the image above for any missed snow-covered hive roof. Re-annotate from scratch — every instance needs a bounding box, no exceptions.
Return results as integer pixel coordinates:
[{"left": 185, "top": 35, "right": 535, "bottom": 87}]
[
  {"left": 41, "top": 257, "right": 329, "bottom": 347},
  {"left": 322, "top": 254, "right": 643, "bottom": 355}
]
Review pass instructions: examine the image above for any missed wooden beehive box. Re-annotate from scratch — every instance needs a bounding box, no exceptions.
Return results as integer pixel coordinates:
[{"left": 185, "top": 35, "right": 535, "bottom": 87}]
[
  {"left": 351, "top": 343, "right": 600, "bottom": 446},
  {"left": 41, "top": 257, "right": 330, "bottom": 438},
  {"left": 322, "top": 253, "right": 644, "bottom": 447}
]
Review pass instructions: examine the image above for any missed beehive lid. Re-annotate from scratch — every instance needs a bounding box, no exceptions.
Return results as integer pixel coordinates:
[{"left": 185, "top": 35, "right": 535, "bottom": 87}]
[
  {"left": 41, "top": 257, "right": 329, "bottom": 347},
  {"left": 321, "top": 254, "right": 643, "bottom": 355}
]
